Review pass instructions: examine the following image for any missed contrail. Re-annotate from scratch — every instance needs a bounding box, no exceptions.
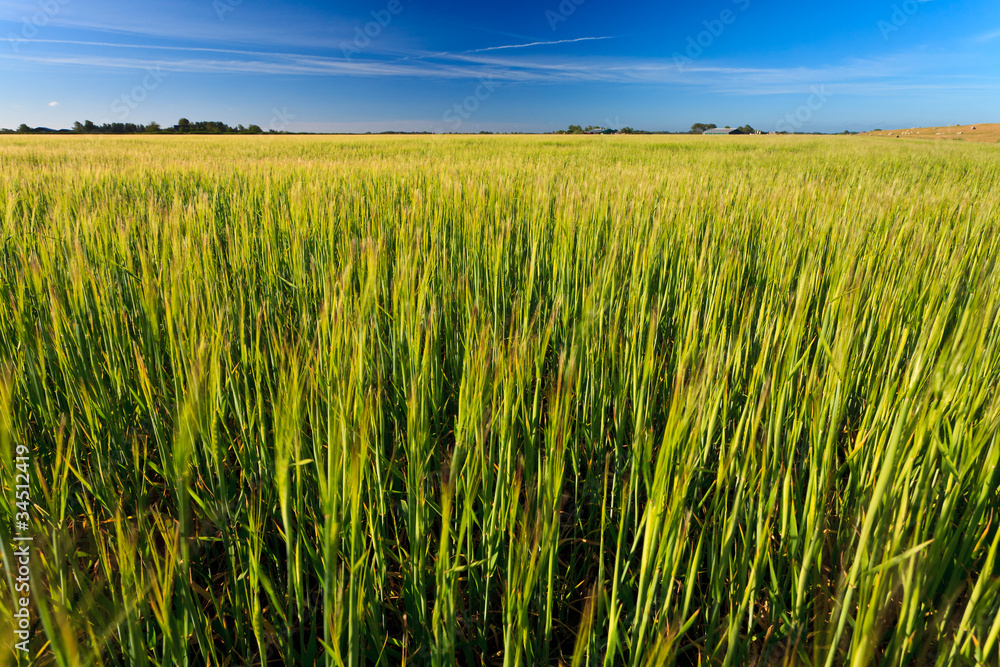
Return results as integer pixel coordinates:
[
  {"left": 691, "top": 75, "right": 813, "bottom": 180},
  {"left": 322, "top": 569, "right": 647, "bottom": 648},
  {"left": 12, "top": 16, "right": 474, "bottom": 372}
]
[{"left": 469, "top": 36, "right": 614, "bottom": 53}]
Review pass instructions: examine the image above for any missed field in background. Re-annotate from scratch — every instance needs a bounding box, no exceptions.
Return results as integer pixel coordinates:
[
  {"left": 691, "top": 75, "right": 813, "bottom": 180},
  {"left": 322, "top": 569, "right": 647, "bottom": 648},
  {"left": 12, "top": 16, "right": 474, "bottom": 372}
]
[
  {"left": 864, "top": 122, "right": 1000, "bottom": 143},
  {"left": 1, "top": 135, "right": 999, "bottom": 666}
]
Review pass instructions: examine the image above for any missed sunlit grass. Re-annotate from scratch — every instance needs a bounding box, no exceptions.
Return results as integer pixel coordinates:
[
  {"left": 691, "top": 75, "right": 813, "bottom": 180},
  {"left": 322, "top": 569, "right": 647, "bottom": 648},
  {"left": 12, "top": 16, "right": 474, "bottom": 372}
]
[{"left": 0, "top": 134, "right": 998, "bottom": 666}]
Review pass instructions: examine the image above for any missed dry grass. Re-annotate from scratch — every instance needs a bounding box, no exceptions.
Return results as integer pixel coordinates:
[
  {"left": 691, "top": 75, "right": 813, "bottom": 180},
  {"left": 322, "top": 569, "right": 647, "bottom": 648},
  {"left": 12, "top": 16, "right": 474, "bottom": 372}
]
[{"left": 863, "top": 122, "right": 1000, "bottom": 142}]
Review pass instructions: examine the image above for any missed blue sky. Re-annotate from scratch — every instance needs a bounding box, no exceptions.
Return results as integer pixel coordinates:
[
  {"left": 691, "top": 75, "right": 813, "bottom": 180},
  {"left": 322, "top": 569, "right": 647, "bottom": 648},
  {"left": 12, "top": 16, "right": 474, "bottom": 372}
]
[{"left": 2, "top": 0, "right": 999, "bottom": 133}]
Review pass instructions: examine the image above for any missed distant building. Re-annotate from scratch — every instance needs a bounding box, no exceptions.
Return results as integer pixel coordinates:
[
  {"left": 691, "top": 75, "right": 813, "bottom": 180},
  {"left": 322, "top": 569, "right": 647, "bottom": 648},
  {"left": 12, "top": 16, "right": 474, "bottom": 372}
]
[{"left": 703, "top": 128, "right": 740, "bottom": 135}]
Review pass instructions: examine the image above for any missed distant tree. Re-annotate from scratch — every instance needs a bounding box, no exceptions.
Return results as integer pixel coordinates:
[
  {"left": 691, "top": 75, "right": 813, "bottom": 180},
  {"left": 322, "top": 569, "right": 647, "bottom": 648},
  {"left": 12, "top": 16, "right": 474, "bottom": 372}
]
[
  {"left": 567, "top": 124, "right": 584, "bottom": 134},
  {"left": 146, "top": 121, "right": 161, "bottom": 132},
  {"left": 619, "top": 127, "right": 635, "bottom": 134},
  {"left": 736, "top": 124, "right": 758, "bottom": 135},
  {"left": 247, "top": 124, "right": 263, "bottom": 134},
  {"left": 84, "top": 120, "right": 96, "bottom": 133},
  {"left": 690, "top": 123, "right": 717, "bottom": 134},
  {"left": 178, "top": 118, "right": 191, "bottom": 132},
  {"left": 72, "top": 121, "right": 85, "bottom": 133},
  {"left": 17, "top": 124, "right": 31, "bottom": 134}
]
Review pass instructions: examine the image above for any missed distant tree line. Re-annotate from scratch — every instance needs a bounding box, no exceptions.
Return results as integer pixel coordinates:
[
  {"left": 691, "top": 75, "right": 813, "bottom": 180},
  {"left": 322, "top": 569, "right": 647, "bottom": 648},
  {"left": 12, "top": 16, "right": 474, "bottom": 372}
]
[
  {"left": 0, "top": 121, "right": 863, "bottom": 136},
  {"left": 548, "top": 123, "right": 763, "bottom": 135},
  {"left": 76, "top": 119, "right": 267, "bottom": 134},
  {"left": 552, "top": 125, "right": 636, "bottom": 135},
  {"left": 1, "top": 119, "right": 268, "bottom": 134}
]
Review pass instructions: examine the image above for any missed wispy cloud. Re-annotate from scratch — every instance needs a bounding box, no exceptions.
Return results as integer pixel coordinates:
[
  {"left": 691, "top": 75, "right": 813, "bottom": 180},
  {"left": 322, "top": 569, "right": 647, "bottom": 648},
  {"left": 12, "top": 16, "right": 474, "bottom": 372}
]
[
  {"left": 469, "top": 36, "right": 615, "bottom": 53},
  {"left": 0, "top": 5, "right": 413, "bottom": 51},
  {"left": 48, "top": 101, "right": 58, "bottom": 106},
  {"left": 3, "top": 38, "right": 333, "bottom": 60},
  {"left": 975, "top": 28, "right": 1000, "bottom": 42},
  {"left": 2, "top": 35, "right": 998, "bottom": 98}
]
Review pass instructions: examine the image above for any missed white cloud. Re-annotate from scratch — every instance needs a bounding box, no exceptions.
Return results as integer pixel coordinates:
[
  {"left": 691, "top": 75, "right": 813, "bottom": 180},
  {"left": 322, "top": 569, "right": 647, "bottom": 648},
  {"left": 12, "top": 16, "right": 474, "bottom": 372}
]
[
  {"left": 1, "top": 38, "right": 997, "bottom": 99},
  {"left": 0, "top": 5, "right": 401, "bottom": 52},
  {"left": 48, "top": 101, "right": 58, "bottom": 106}
]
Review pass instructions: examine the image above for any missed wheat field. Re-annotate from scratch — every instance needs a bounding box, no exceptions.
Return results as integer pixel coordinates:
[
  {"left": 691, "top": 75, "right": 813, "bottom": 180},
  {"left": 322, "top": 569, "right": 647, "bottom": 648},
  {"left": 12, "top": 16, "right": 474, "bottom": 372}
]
[{"left": 1, "top": 135, "right": 999, "bottom": 666}]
